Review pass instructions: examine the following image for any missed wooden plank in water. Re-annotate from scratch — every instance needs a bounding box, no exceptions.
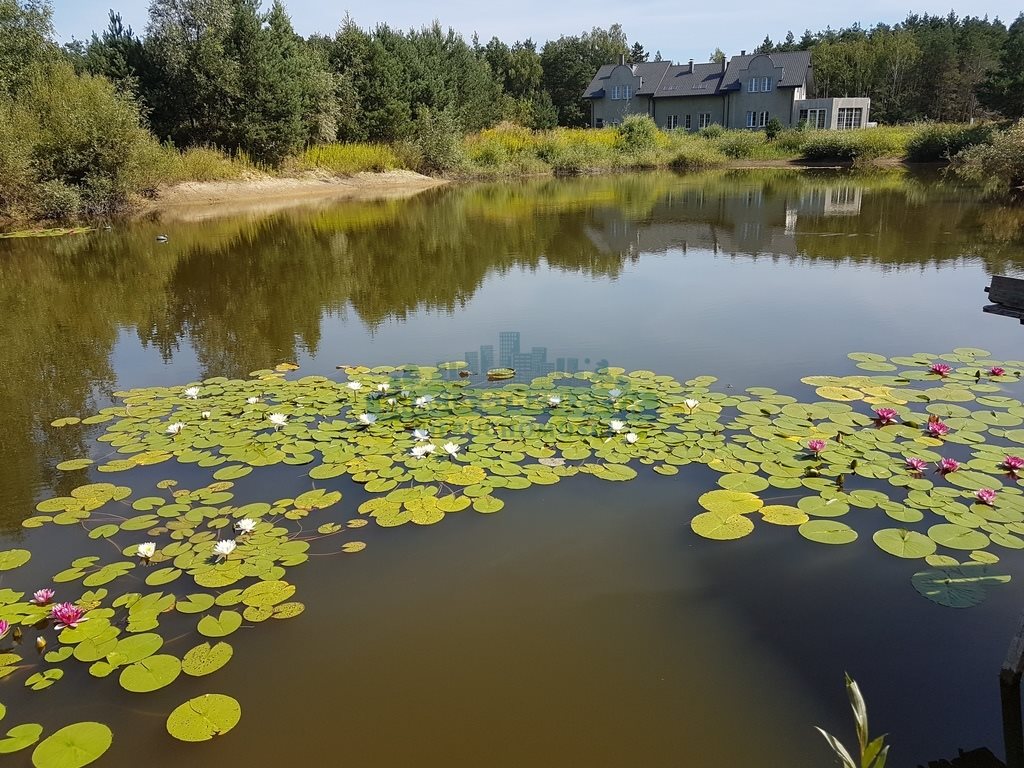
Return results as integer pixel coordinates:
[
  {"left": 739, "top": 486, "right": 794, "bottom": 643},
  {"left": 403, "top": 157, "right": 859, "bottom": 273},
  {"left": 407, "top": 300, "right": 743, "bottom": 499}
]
[{"left": 986, "top": 276, "right": 1024, "bottom": 311}]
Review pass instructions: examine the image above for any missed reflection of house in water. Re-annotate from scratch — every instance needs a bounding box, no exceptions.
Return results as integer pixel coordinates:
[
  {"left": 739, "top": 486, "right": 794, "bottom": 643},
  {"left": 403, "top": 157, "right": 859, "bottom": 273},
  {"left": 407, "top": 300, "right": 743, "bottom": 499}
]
[
  {"left": 458, "top": 332, "right": 606, "bottom": 382},
  {"left": 584, "top": 182, "right": 864, "bottom": 259}
]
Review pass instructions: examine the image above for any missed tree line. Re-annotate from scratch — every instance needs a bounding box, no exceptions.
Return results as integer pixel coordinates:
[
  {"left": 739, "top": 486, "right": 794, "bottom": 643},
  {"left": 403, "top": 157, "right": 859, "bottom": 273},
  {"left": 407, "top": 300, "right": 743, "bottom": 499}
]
[
  {"left": 3, "top": 0, "right": 1024, "bottom": 174},
  {"left": 752, "top": 12, "right": 1024, "bottom": 124}
]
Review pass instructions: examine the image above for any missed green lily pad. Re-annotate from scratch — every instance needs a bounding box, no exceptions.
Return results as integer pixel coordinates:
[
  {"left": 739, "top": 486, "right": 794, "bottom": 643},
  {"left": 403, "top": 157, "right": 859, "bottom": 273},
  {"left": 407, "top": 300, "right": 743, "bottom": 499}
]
[
  {"left": 0, "top": 550, "right": 30, "bottom": 571},
  {"left": 182, "top": 642, "right": 233, "bottom": 677},
  {"left": 928, "top": 524, "right": 990, "bottom": 551},
  {"left": 691, "top": 512, "right": 754, "bottom": 541},
  {"left": 118, "top": 655, "right": 181, "bottom": 693},
  {"left": 166, "top": 694, "right": 241, "bottom": 742},
  {"left": 31, "top": 722, "right": 112, "bottom": 768},
  {"left": 798, "top": 520, "right": 858, "bottom": 545},
  {"left": 872, "top": 529, "right": 937, "bottom": 559},
  {"left": 0, "top": 724, "right": 43, "bottom": 754},
  {"left": 912, "top": 564, "right": 1011, "bottom": 608},
  {"left": 197, "top": 611, "right": 242, "bottom": 638}
]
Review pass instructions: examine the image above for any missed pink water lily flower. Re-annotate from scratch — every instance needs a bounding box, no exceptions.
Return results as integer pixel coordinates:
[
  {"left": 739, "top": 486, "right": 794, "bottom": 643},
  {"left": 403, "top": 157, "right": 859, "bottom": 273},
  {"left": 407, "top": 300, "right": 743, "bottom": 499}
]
[
  {"left": 975, "top": 488, "right": 998, "bottom": 506},
  {"left": 906, "top": 458, "right": 928, "bottom": 473},
  {"left": 30, "top": 589, "right": 54, "bottom": 605},
  {"left": 874, "top": 408, "right": 899, "bottom": 425},
  {"left": 938, "top": 458, "right": 961, "bottom": 474},
  {"left": 1003, "top": 456, "right": 1024, "bottom": 472},
  {"left": 991, "top": 367, "right": 1006, "bottom": 377},
  {"left": 807, "top": 439, "right": 827, "bottom": 455},
  {"left": 50, "top": 603, "right": 86, "bottom": 631},
  {"left": 930, "top": 363, "right": 952, "bottom": 377},
  {"left": 0, "top": 620, "right": 9, "bottom": 640},
  {"left": 926, "top": 421, "right": 951, "bottom": 437}
]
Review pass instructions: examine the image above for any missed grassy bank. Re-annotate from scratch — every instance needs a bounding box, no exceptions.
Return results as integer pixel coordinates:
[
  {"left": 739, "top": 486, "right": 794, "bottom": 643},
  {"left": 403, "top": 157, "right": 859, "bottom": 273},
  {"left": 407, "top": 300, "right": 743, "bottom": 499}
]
[{"left": 0, "top": 107, "right": 1016, "bottom": 229}]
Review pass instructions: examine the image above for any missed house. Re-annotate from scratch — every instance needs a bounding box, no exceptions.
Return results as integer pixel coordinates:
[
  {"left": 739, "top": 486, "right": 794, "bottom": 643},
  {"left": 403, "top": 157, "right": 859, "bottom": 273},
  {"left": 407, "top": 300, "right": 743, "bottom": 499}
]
[{"left": 583, "top": 50, "right": 870, "bottom": 131}]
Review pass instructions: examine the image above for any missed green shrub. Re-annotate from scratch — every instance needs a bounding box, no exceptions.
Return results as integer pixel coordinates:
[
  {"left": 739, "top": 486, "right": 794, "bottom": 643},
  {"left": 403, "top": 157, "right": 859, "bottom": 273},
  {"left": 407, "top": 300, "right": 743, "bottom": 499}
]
[
  {"left": 698, "top": 124, "right": 726, "bottom": 139},
  {"left": 775, "top": 129, "right": 807, "bottom": 153},
  {"left": 714, "top": 130, "right": 765, "bottom": 158},
  {"left": 953, "top": 121, "right": 1024, "bottom": 196},
  {"left": 32, "top": 179, "right": 82, "bottom": 220},
  {"left": 800, "top": 128, "right": 908, "bottom": 162},
  {"left": 668, "top": 141, "right": 727, "bottom": 170},
  {"left": 765, "top": 117, "right": 784, "bottom": 141},
  {"left": 411, "top": 108, "right": 465, "bottom": 174},
  {"left": 616, "top": 114, "right": 659, "bottom": 152},
  {"left": 906, "top": 123, "right": 995, "bottom": 162}
]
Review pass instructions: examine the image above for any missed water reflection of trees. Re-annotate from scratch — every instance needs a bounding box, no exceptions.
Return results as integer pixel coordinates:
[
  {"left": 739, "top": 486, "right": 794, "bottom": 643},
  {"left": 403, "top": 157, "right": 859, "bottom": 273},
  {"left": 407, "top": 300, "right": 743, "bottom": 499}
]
[{"left": 0, "top": 170, "right": 1020, "bottom": 526}]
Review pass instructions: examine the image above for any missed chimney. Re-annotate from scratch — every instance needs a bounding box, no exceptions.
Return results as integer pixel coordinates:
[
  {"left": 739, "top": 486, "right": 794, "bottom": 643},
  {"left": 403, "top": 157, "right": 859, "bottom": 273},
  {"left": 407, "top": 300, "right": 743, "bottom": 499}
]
[
  {"left": 741, "top": 50, "right": 746, "bottom": 56},
  {"left": 720, "top": 57, "right": 726, "bottom": 73},
  {"left": 688, "top": 59, "right": 694, "bottom": 74},
  {"left": 619, "top": 53, "right": 625, "bottom": 66}
]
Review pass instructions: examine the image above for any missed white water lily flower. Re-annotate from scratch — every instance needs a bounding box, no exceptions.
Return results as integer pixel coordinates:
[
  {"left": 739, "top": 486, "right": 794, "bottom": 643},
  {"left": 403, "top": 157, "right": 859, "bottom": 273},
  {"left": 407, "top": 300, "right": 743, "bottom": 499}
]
[
  {"left": 235, "top": 518, "right": 257, "bottom": 534},
  {"left": 548, "top": 395, "right": 561, "bottom": 406},
  {"left": 201, "top": 411, "right": 212, "bottom": 420},
  {"left": 400, "top": 390, "right": 411, "bottom": 398},
  {"left": 443, "top": 442, "right": 460, "bottom": 456},
  {"left": 183, "top": 386, "right": 200, "bottom": 400},
  {"left": 410, "top": 444, "right": 435, "bottom": 459},
  {"left": 136, "top": 542, "right": 156, "bottom": 559},
  {"left": 386, "top": 398, "right": 396, "bottom": 406},
  {"left": 246, "top": 396, "right": 260, "bottom": 405},
  {"left": 166, "top": 422, "right": 186, "bottom": 435},
  {"left": 609, "top": 419, "right": 626, "bottom": 433},
  {"left": 358, "top": 413, "right": 377, "bottom": 426},
  {"left": 346, "top": 381, "right": 362, "bottom": 391},
  {"left": 268, "top": 413, "right": 288, "bottom": 427},
  {"left": 377, "top": 382, "right": 389, "bottom": 393},
  {"left": 609, "top": 388, "right": 622, "bottom": 398},
  {"left": 213, "top": 540, "right": 237, "bottom": 559},
  {"left": 684, "top": 398, "right": 700, "bottom": 410},
  {"left": 413, "top": 428, "right": 430, "bottom": 441},
  {"left": 625, "top": 432, "right": 639, "bottom": 444},
  {"left": 415, "top": 395, "right": 435, "bottom": 408}
]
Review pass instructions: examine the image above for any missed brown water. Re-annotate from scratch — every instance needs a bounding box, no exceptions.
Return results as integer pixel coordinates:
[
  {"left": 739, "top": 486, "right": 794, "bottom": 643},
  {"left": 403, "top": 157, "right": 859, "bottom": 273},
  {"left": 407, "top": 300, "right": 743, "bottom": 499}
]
[{"left": 2, "top": 169, "right": 1024, "bottom": 767}]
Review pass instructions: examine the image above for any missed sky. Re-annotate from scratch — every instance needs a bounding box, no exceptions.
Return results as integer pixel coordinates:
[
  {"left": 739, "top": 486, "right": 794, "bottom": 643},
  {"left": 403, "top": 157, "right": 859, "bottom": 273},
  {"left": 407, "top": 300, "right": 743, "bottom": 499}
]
[{"left": 51, "top": 0, "right": 1021, "bottom": 60}]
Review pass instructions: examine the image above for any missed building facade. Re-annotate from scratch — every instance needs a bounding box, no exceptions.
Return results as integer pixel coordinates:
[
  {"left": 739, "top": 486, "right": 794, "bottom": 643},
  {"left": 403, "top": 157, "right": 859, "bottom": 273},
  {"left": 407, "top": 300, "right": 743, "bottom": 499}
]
[{"left": 583, "top": 51, "right": 870, "bottom": 131}]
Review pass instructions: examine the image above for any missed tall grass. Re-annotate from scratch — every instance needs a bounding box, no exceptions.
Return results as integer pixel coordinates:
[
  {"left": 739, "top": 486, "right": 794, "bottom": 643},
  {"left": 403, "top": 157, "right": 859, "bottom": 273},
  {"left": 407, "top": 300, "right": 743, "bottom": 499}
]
[{"left": 298, "top": 142, "right": 404, "bottom": 174}]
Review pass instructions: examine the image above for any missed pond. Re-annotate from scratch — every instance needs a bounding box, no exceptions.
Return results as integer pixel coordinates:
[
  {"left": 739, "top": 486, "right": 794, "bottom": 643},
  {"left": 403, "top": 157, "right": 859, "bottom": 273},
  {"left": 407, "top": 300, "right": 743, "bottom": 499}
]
[{"left": 2, "top": 169, "right": 1024, "bottom": 767}]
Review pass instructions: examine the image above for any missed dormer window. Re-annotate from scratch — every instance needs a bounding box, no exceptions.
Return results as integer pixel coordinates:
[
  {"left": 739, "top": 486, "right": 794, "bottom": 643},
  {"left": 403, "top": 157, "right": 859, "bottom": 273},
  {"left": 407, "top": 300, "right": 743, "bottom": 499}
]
[
  {"left": 611, "top": 85, "right": 632, "bottom": 100},
  {"left": 748, "top": 78, "right": 759, "bottom": 93},
  {"left": 761, "top": 76, "right": 772, "bottom": 92},
  {"left": 612, "top": 85, "right": 623, "bottom": 100},
  {"left": 624, "top": 85, "right": 633, "bottom": 99}
]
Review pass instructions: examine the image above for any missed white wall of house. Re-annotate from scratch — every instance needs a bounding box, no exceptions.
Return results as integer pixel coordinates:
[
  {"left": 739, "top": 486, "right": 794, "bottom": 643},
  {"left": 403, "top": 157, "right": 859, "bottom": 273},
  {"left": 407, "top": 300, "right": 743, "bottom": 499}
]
[{"left": 793, "top": 98, "right": 871, "bottom": 129}]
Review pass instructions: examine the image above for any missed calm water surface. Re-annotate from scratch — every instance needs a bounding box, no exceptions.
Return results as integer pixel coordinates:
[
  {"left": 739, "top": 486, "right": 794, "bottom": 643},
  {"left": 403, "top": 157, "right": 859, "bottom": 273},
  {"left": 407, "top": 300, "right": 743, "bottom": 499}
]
[{"left": 2, "top": 170, "right": 1024, "bottom": 767}]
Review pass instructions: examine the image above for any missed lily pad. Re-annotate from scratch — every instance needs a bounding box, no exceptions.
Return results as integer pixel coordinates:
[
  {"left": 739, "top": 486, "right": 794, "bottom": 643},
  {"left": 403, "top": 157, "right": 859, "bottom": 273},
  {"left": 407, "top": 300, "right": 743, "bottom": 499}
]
[
  {"left": 166, "top": 694, "right": 241, "bottom": 742},
  {"left": 872, "top": 529, "right": 937, "bottom": 559},
  {"left": 31, "top": 722, "right": 112, "bottom": 768},
  {"left": 798, "top": 520, "right": 858, "bottom": 545}
]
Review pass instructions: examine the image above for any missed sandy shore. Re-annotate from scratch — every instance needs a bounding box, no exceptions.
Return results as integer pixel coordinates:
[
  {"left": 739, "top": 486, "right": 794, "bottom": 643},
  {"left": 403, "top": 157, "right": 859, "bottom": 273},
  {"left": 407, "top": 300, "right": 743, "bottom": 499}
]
[{"left": 143, "top": 170, "right": 448, "bottom": 222}]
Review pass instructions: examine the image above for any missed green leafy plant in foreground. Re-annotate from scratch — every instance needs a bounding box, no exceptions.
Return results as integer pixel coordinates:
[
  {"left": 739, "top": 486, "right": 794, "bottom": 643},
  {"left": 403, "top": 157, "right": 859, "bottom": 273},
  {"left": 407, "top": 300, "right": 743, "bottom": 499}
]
[{"left": 816, "top": 674, "right": 889, "bottom": 768}]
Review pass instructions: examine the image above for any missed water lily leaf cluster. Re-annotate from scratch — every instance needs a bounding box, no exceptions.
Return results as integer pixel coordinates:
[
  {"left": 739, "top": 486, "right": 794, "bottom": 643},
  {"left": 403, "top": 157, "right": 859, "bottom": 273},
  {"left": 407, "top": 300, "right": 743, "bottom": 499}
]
[{"left": 4, "top": 348, "right": 1022, "bottom": 759}]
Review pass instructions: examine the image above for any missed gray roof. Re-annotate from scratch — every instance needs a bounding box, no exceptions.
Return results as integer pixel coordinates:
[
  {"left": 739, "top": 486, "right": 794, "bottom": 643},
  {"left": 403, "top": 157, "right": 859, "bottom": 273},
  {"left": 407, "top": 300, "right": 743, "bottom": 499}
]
[
  {"left": 652, "top": 62, "right": 726, "bottom": 98},
  {"left": 583, "top": 51, "right": 812, "bottom": 100},
  {"left": 720, "top": 51, "right": 811, "bottom": 91},
  {"left": 581, "top": 61, "right": 672, "bottom": 99}
]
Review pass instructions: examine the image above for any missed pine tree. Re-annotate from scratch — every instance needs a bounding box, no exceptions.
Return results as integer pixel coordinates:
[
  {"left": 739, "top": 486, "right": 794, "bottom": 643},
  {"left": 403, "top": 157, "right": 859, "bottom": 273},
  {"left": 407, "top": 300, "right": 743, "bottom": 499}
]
[
  {"left": 628, "top": 41, "right": 648, "bottom": 63},
  {"left": 980, "top": 13, "right": 1024, "bottom": 118}
]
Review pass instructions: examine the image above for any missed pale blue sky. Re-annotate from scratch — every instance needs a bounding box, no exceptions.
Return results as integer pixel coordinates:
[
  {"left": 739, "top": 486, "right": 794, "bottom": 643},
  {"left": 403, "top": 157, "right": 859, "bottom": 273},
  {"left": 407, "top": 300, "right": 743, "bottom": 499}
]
[{"left": 51, "top": 1, "right": 1021, "bottom": 61}]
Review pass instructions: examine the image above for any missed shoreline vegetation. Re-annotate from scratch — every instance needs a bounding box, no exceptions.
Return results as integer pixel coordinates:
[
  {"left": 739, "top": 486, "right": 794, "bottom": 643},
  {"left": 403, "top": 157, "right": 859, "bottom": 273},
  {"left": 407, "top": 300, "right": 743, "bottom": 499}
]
[
  {"left": 2, "top": 0, "right": 1024, "bottom": 230},
  {"left": 3, "top": 118, "right": 1022, "bottom": 232}
]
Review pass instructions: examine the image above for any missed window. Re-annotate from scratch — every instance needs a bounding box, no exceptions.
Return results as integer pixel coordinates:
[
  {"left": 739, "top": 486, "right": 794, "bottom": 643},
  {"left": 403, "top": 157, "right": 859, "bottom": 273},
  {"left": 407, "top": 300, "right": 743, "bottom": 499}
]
[
  {"left": 666, "top": 115, "right": 678, "bottom": 130},
  {"left": 761, "top": 76, "right": 772, "bottom": 92},
  {"left": 746, "top": 110, "right": 756, "bottom": 128},
  {"left": 748, "top": 77, "right": 759, "bottom": 93},
  {"left": 595, "top": 118, "right": 604, "bottom": 129},
  {"left": 624, "top": 85, "right": 633, "bottom": 100},
  {"left": 799, "top": 108, "right": 827, "bottom": 129},
  {"left": 698, "top": 113, "right": 712, "bottom": 128},
  {"left": 837, "top": 107, "right": 863, "bottom": 130},
  {"left": 759, "top": 110, "right": 769, "bottom": 127},
  {"left": 611, "top": 85, "right": 623, "bottom": 100},
  {"left": 684, "top": 114, "right": 692, "bottom": 129}
]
